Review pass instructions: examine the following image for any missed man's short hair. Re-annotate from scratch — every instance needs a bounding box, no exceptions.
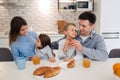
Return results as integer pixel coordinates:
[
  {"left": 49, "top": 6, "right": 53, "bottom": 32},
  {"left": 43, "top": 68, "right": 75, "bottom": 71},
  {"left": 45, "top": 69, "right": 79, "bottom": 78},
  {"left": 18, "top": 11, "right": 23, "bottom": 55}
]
[{"left": 78, "top": 11, "right": 96, "bottom": 24}]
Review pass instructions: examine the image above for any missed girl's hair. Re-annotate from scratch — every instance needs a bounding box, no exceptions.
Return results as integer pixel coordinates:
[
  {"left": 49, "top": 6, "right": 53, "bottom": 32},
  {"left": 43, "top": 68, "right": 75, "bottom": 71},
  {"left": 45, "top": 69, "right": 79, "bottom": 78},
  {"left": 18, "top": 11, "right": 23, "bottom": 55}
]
[
  {"left": 9, "top": 16, "right": 27, "bottom": 45},
  {"left": 64, "top": 23, "right": 76, "bottom": 31},
  {"left": 38, "top": 34, "right": 51, "bottom": 48}
]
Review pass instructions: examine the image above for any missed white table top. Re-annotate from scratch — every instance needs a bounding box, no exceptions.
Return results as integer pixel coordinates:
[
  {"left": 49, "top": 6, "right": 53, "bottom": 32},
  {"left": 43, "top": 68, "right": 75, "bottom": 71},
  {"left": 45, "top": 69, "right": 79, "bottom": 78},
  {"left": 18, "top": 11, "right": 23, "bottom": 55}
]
[{"left": 0, "top": 58, "right": 120, "bottom": 80}]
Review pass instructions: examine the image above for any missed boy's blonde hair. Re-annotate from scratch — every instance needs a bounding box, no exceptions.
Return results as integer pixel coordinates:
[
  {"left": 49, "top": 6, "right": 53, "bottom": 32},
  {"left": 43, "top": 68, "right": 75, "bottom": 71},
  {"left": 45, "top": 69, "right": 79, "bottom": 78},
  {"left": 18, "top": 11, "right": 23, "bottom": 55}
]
[{"left": 64, "top": 23, "right": 76, "bottom": 31}]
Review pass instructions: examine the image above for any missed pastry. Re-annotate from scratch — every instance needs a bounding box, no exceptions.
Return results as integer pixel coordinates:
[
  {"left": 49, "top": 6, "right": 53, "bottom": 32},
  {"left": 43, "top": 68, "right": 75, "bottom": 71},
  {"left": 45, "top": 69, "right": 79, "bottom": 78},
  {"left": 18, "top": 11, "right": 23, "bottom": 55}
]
[
  {"left": 44, "top": 67, "right": 61, "bottom": 78},
  {"left": 33, "top": 66, "right": 51, "bottom": 76},
  {"left": 67, "top": 60, "right": 75, "bottom": 68},
  {"left": 33, "top": 66, "right": 61, "bottom": 78}
]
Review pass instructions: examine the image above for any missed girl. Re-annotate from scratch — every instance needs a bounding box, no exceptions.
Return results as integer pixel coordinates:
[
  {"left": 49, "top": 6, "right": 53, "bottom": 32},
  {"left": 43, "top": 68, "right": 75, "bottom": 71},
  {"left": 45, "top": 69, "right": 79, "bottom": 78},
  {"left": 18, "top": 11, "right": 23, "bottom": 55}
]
[{"left": 35, "top": 34, "right": 56, "bottom": 62}]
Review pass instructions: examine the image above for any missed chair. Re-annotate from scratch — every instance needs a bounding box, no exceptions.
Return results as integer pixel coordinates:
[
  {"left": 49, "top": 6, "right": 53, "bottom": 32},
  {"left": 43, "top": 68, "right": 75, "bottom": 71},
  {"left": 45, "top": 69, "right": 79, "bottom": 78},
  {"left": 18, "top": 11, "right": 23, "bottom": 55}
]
[
  {"left": 0, "top": 48, "right": 14, "bottom": 61},
  {"left": 109, "top": 49, "right": 120, "bottom": 58}
]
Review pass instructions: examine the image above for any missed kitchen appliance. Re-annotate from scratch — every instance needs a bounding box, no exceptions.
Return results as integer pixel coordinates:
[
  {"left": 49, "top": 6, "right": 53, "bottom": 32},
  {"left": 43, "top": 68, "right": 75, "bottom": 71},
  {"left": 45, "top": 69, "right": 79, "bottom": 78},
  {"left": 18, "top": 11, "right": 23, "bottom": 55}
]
[{"left": 76, "top": 0, "right": 94, "bottom": 11}]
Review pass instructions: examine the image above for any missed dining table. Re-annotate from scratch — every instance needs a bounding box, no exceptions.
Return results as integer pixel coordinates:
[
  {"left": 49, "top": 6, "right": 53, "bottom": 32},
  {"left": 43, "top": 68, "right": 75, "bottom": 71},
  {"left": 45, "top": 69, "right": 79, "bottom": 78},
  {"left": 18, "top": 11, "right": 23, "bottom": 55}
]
[{"left": 0, "top": 58, "right": 120, "bottom": 80}]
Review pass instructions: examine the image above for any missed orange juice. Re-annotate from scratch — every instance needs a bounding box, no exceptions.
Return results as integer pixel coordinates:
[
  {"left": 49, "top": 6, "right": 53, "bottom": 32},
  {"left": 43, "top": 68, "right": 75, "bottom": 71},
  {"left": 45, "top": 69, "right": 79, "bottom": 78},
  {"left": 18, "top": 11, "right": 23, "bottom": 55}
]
[
  {"left": 32, "top": 56, "right": 40, "bottom": 65},
  {"left": 83, "top": 58, "right": 91, "bottom": 68}
]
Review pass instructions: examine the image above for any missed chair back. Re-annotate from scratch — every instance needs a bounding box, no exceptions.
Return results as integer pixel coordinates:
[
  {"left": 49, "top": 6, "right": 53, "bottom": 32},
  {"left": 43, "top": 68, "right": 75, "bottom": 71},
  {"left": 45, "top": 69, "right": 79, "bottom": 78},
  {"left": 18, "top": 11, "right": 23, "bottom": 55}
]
[
  {"left": 0, "top": 48, "right": 14, "bottom": 61},
  {"left": 109, "top": 49, "right": 120, "bottom": 58}
]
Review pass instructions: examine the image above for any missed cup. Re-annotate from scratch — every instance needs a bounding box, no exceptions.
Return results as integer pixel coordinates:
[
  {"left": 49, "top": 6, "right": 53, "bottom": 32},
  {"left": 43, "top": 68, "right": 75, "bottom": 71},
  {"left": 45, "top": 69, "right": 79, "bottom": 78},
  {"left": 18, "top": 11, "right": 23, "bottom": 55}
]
[
  {"left": 15, "top": 57, "right": 26, "bottom": 70},
  {"left": 32, "top": 56, "right": 40, "bottom": 65},
  {"left": 82, "top": 58, "right": 91, "bottom": 68}
]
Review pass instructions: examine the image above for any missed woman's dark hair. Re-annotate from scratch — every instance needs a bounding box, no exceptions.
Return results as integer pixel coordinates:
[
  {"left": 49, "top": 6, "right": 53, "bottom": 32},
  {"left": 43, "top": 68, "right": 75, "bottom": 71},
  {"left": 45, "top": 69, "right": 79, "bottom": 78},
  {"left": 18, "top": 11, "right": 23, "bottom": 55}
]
[
  {"left": 9, "top": 16, "right": 27, "bottom": 45},
  {"left": 78, "top": 11, "right": 96, "bottom": 24},
  {"left": 39, "top": 34, "right": 51, "bottom": 48}
]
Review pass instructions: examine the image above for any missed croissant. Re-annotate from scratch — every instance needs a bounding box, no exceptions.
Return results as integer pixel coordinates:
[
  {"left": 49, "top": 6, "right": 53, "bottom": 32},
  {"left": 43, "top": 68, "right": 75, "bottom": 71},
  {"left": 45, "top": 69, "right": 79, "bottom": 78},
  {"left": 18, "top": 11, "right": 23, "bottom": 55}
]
[
  {"left": 33, "top": 66, "right": 51, "bottom": 76},
  {"left": 67, "top": 60, "right": 75, "bottom": 68},
  {"left": 44, "top": 67, "right": 61, "bottom": 78},
  {"left": 33, "top": 66, "right": 61, "bottom": 78}
]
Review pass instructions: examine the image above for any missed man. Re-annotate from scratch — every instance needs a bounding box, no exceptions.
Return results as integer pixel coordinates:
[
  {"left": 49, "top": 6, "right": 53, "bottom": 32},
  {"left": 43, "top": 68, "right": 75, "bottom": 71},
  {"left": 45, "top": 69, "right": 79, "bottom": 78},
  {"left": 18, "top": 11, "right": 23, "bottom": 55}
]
[{"left": 51, "top": 11, "right": 108, "bottom": 61}]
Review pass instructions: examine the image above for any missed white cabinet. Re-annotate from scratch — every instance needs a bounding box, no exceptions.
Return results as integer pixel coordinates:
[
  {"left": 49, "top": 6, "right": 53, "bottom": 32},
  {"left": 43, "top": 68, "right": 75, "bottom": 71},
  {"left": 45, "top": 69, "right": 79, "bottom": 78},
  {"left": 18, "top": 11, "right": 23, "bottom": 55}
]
[{"left": 96, "top": 0, "right": 120, "bottom": 53}]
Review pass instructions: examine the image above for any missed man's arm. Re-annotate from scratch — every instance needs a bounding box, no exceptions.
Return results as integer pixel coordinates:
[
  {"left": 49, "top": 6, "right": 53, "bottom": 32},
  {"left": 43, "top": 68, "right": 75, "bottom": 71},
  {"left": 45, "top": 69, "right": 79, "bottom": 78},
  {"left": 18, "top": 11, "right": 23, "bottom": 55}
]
[
  {"left": 51, "top": 36, "right": 65, "bottom": 49},
  {"left": 82, "top": 38, "right": 108, "bottom": 61},
  {"left": 70, "top": 37, "right": 108, "bottom": 61}
]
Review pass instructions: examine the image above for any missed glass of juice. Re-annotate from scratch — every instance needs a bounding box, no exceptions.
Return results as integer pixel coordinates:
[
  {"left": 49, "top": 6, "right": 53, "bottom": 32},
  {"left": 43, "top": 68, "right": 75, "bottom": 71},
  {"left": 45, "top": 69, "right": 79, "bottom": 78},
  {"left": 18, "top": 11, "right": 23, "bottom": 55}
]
[
  {"left": 82, "top": 58, "right": 91, "bottom": 68},
  {"left": 32, "top": 56, "right": 40, "bottom": 65}
]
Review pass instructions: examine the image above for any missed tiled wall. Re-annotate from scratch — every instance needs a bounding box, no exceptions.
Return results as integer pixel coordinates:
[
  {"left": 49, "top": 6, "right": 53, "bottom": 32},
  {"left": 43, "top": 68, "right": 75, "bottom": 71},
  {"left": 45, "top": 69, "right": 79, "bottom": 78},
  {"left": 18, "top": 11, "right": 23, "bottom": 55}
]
[{"left": 0, "top": 0, "right": 85, "bottom": 34}]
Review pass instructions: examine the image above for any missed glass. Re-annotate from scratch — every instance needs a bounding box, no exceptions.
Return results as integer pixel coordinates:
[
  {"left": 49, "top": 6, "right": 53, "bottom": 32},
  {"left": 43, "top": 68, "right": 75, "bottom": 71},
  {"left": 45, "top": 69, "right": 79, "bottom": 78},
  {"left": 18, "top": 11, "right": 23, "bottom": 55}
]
[
  {"left": 82, "top": 58, "right": 91, "bottom": 68},
  {"left": 32, "top": 56, "right": 40, "bottom": 65},
  {"left": 15, "top": 57, "right": 26, "bottom": 70}
]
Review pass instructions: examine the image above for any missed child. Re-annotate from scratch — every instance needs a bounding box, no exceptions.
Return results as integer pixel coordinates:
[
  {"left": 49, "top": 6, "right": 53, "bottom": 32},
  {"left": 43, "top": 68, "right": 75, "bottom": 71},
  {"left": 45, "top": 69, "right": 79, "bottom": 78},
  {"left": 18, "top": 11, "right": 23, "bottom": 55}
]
[
  {"left": 58, "top": 23, "right": 83, "bottom": 62},
  {"left": 35, "top": 34, "right": 56, "bottom": 62}
]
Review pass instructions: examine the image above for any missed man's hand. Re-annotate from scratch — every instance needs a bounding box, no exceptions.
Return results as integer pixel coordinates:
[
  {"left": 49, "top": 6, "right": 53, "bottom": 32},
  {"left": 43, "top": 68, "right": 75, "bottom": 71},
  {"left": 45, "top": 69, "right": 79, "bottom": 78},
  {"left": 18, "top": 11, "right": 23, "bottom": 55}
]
[{"left": 69, "top": 39, "right": 83, "bottom": 52}]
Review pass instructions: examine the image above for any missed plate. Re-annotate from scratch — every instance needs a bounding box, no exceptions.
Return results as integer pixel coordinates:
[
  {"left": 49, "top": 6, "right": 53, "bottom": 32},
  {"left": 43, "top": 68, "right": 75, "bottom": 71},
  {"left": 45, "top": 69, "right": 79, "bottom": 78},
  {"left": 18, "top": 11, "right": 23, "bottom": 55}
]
[
  {"left": 59, "top": 62, "right": 69, "bottom": 69},
  {"left": 33, "top": 70, "right": 63, "bottom": 79}
]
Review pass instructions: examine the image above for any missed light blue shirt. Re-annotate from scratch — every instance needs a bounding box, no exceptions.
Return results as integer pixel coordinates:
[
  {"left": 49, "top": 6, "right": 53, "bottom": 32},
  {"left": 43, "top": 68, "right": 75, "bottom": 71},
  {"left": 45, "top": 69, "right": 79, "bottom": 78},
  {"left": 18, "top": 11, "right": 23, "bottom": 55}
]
[
  {"left": 35, "top": 45, "right": 53, "bottom": 60},
  {"left": 10, "top": 31, "right": 37, "bottom": 60}
]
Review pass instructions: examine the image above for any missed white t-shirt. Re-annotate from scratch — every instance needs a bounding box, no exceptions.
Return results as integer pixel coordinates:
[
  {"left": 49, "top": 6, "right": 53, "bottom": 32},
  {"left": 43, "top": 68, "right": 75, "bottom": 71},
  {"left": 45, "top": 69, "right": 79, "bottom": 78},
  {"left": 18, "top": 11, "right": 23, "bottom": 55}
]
[{"left": 80, "top": 35, "right": 90, "bottom": 42}]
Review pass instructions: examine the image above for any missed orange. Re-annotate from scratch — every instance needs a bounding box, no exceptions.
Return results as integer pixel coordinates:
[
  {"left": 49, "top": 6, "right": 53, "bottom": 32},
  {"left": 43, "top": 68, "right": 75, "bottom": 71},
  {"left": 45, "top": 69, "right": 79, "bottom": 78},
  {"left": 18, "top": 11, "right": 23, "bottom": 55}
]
[
  {"left": 83, "top": 59, "right": 91, "bottom": 68},
  {"left": 114, "top": 68, "right": 120, "bottom": 78},
  {"left": 113, "top": 63, "right": 120, "bottom": 71}
]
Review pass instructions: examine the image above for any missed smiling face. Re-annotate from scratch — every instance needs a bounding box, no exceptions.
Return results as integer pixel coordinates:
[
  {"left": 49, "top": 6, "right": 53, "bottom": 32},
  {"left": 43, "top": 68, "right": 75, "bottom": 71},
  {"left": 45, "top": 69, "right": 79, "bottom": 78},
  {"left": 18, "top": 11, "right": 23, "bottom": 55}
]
[
  {"left": 64, "top": 24, "right": 77, "bottom": 39},
  {"left": 79, "top": 19, "right": 94, "bottom": 37},
  {"left": 19, "top": 25, "right": 28, "bottom": 36}
]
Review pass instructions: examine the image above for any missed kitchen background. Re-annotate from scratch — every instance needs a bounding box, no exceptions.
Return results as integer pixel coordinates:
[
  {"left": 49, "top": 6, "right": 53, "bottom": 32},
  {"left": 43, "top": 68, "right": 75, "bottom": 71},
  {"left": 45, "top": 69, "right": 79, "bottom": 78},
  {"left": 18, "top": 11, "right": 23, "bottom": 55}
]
[
  {"left": 0, "top": 0, "right": 85, "bottom": 34},
  {"left": 0, "top": 0, "right": 120, "bottom": 53}
]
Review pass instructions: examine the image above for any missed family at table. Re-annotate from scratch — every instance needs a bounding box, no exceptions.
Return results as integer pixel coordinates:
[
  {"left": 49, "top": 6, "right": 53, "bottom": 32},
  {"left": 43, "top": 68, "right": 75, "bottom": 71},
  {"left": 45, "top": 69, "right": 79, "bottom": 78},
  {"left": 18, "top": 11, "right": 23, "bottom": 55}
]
[{"left": 9, "top": 11, "right": 108, "bottom": 63}]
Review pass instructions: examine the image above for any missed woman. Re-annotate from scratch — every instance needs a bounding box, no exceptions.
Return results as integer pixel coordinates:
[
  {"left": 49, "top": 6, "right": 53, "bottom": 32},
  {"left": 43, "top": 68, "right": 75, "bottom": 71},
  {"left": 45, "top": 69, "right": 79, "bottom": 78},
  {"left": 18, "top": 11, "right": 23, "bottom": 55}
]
[{"left": 9, "top": 16, "right": 37, "bottom": 60}]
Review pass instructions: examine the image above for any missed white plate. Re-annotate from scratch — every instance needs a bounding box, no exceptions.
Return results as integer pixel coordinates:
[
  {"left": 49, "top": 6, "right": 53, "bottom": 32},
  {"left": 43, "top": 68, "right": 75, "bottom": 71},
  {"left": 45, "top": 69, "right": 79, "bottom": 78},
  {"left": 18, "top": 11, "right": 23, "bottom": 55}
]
[
  {"left": 59, "top": 62, "right": 69, "bottom": 69},
  {"left": 33, "top": 70, "right": 63, "bottom": 80}
]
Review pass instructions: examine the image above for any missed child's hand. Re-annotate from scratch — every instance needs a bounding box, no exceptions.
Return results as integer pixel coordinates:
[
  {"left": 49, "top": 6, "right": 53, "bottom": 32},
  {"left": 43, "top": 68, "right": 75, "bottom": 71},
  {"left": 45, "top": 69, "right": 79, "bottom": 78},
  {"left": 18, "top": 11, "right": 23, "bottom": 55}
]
[
  {"left": 64, "top": 58, "right": 73, "bottom": 62},
  {"left": 48, "top": 58, "right": 56, "bottom": 63}
]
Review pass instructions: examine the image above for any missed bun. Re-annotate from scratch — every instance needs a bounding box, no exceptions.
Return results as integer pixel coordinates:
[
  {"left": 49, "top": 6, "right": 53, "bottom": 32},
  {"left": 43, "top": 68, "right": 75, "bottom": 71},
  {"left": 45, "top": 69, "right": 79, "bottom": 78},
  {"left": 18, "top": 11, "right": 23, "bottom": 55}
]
[
  {"left": 33, "top": 66, "right": 61, "bottom": 78},
  {"left": 67, "top": 60, "right": 75, "bottom": 68}
]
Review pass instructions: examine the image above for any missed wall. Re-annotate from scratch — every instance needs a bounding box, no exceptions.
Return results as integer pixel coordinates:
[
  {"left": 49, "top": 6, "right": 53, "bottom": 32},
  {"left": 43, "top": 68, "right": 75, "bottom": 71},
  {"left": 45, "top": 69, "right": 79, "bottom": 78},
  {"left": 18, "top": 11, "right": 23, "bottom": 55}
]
[{"left": 0, "top": 0, "right": 85, "bottom": 34}]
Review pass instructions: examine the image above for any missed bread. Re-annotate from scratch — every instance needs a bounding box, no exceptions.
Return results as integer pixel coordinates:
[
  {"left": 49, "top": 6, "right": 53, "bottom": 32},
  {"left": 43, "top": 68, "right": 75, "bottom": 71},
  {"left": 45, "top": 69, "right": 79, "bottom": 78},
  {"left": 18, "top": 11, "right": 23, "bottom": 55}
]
[
  {"left": 67, "top": 60, "right": 75, "bottom": 68},
  {"left": 44, "top": 67, "right": 61, "bottom": 78},
  {"left": 33, "top": 66, "right": 61, "bottom": 78},
  {"left": 33, "top": 66, "right": 51, "bottom": 76}
]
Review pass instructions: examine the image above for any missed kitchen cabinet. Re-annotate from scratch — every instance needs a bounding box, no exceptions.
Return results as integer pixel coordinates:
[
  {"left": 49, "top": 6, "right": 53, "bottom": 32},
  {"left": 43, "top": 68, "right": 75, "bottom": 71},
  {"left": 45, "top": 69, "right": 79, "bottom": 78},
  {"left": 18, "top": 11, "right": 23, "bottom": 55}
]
[
  {"left": 58, "top": 0, "right": 76, "bottom": 12},
  {"left": 96, "top": 0, "right": 120, "bottom": 53}
]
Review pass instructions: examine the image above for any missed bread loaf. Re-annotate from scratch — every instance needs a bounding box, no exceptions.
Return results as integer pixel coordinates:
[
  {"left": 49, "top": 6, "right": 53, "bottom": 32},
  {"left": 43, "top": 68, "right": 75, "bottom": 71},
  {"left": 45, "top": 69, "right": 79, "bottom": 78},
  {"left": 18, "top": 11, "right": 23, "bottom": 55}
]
[{"left": 67, "top": 60, "right": 75, "bottom": 68}]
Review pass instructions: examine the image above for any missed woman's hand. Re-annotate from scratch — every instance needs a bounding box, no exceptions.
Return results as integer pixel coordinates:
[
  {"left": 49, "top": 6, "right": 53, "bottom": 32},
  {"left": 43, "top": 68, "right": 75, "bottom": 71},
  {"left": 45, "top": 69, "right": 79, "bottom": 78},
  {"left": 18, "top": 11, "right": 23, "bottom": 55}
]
[{"left": 29, "top": 56, "right": 33, "bottom": 61}]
